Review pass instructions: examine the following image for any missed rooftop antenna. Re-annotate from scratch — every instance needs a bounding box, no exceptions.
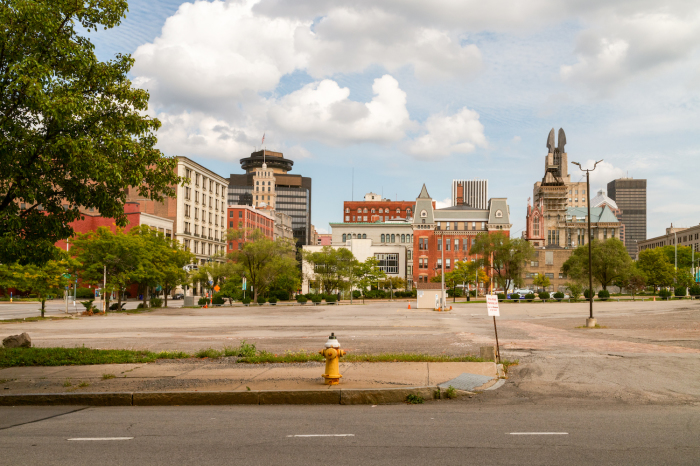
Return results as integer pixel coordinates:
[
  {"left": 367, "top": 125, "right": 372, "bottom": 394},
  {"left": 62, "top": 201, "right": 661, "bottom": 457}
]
[{"left": 352, "top": 167, "right": 354, "bottom": 201}]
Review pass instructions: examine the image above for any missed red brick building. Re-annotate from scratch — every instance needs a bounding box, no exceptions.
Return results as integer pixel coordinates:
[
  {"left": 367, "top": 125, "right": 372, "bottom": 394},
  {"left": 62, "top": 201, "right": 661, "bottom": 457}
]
[
  {"left": 226, "top": 205, "right": 274, "bottom": 252},
  {"left": 411, "top": 185, "right": 512, "bottom": 287},
  {"left": 343, "top": 192, "right": 431, "bottom": 223}
]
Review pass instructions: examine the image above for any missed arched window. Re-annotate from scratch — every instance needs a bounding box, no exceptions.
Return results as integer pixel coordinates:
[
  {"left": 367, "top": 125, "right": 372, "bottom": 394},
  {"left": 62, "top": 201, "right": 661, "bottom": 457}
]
[
  {"left": 407, "top": 208, "right": 411, "bottom": 214},
  {"left": 342, "top": 234, "right": 347, "bottom": 242},
  {"left": 362, "top": 234, "right": 366, "bottom": 239},
  {"left": 396, "top": 208, "right": 400, "bottom": 213},
  {"left": 381, "top": 234, "right": 385, "bottom": 243},
  {"left": 256, "top": 181, "right": 259, "bottom": 185},
  {"left": 371, "top": 209, "right": 375, "bottom": 213},
  {"left": 391, "top": 234, "right": 395, "bottom": 243},
  {"left": 379, "top": 208, "right": 383, "bottom": 213},
  {"left": 357, "top": 208, "right": 361, "bottom": 213},
  {"left": 533, "top": 216, "right": 540, "bottom": 236},
  {"left": 496, "top": 209, "right": 503, "bottom": 218},
  {"left": 363, "top": 208, "right": 368, "bottom": 213},
  {"left": 401, "top": 234, "right": 406, "bottom": 243},
  {"left": 353, "top": 233, "right": 357, "bottom": 238},
  {"left": 345, "top": 208, "right": 349, "bottom": 213}
]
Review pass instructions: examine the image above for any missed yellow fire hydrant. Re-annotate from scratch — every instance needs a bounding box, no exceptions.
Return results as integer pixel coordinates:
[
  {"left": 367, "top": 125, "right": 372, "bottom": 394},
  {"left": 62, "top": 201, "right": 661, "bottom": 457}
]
[{"left": 320, "top": 333, "right": 346, "bottom": 385}]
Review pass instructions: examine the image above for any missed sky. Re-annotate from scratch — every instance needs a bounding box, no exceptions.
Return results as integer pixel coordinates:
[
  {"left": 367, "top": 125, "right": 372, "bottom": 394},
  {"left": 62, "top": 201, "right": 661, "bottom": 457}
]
[{"left": 85, "top": 0, "right": 700, "bottom": 238}]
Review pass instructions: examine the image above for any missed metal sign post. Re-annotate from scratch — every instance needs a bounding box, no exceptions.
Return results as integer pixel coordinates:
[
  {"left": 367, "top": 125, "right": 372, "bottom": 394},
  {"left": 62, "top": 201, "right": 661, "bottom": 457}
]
[{"left": 486, "top": 294, "right": 501, "bottom": 363}]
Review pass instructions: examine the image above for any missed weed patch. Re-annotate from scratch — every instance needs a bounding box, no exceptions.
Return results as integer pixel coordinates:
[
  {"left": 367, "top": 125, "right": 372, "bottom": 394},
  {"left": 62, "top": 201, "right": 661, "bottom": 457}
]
[
  {"left": 62, "top": 379, "right": 72, "bottom": 387},
  {"left": 405, "top": 394, "right": 424, "bottom": 404},
  {"left": 102, "top": 373, "right": 116, "bottom": 380},
  {"left": 78, "top": 381, "right": 90, "bottom": 388},
  {"left": 445, "top": 386, "right": 457, "bottom": 399}
]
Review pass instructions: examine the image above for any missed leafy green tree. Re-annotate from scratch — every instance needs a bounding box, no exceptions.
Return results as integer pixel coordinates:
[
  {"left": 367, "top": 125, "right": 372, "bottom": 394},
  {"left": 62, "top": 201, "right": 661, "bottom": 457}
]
[
  {"left": 470, "top": 233, "right": 535, "bottom": 292},
  {"left": 0, "top": 0, "right": 181, "bottom": 265},
  {"left": 658, "top": 245, "right": 693, "bottom": 269},
  {"left": 147, "top": 229, "right": 194, "bottom": 307},
  {"left": 431, "top": 272, "right": 458, "bottom": 301},
  {"left": 532, "top": 274, "right": 551, "bottom": 291},
  {"left": 382, "top": 276, "right": 406, "bottom": 299},
  {"left": 566, "top": 282, "right": 583, "bottom": 301},
  {"left": 637, "top": 248, "right": 675, "bottom": 291},
  {"left": 450, "top": 260, "right": 479, "bottom": 300},
  {"left": 303, "top": 246, "right": 356, "bottom": 294},
  {"left": 675, "top": 268, "right": 695, "bottom": 289},
  {"left": 355, "top": 257, "right": 386, "bottom": 302},
  {"left": 3, "top": 248, "right": 79, "bottom": 316},
  {"left": 561, "top": 238, "right": 631, "bottom": 290},
  {"left": 227, "top": 229, "right": 298, "bottom": 302},
  {"left": 620, "top": 264, "right": 647, "bottom": 300},
  {"left": 71, "top": 226, "right": 144, "bottom": 311}
]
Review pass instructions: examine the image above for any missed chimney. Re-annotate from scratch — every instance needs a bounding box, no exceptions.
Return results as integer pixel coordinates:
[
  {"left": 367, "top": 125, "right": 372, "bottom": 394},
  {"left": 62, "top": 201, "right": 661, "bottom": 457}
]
[{"left": 456, "top": 182, "right": 464, "bottom": 205}]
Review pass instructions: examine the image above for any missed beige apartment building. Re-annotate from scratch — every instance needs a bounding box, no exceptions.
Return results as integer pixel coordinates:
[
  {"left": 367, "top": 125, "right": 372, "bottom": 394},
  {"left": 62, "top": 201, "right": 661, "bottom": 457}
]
[{"left": 637, "top": 224, "right": 700, "bottom": 255}]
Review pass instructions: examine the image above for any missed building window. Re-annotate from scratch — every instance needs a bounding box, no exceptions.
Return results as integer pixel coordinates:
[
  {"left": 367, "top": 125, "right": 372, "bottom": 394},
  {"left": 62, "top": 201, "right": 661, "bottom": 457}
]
[
  {"left": 446, "top": 239, "right": 451, "bottom": 251},
  {"left": 559, "top": 273, "right": 566, "bottom": 279},
  {"left": 463, "top": 239, "right": 469, "bottom": 251},
  {"left": 496, "top": 210, "right": 503, "bottom": 218},
  {"left": 375, "top": 253, "right": 399, "bottom": 274},
  {"left": 407, "top": 250, "right": 412, "bottom": 260},
  {"left": 362, "top": 234, "right": 366, "bottom": 239},
  {"left": 545, "top": 251, "right": 553, "bottom": 265},
  {"left": 454, "top": 239, "right": 459, "bottom": 250},
  {"left": 363, "top": 216, "right": 367, "bottom": 221},
  {"left": 437, "top": 258, "right": 442, "bottom": 269},
  {"left": 531, "top": 261, "right": 539, "bottom": 267},
  {"left": 545, "top": 273, "right": 554, "bottom": 279},
  {"left": 396, "top": 208, "right": 400, "bottom": 213},
  {"left": 481, "top": 222, "right": 486, "bottom": 230},
  {"left": 343, "top": 234, "right": 347, "bottom": 242},
  {"left": 438, "top": 239, "right": 442, "bottom": 251},
  {"left": 436, "top": 222, "right": 441, "bottom": 230},
  {"left": 345, "top": 208, "right": 349, "bottom": 213},
  {"left": 391, "top": 234, "right": 395, "bottom": 243},
  {"left": 421, "top": 210, "right": 427, "bottom": 218},
  {"left": 401, "top": 234, "right": 405, "bottom": 243},
  {"left": 363, "top": 208, "right": 367, "bottom": 213},
  {"left": 381, "top": 234, "right": 385, "bottom": 243},
  {"left": 446, "top": 259, "right": 451, "bottom": 269},
  {"left": 446, "top": 222, "right": 451, "bottom": 231},
  {"left": 533, "top": 217, "right": 540, "bottom": 236},
  {"left": 345, "top": 216, "right": 349, "bottom": 221},
  {"left": 371, "top": 209, "right": 375, "bottom": 213}
]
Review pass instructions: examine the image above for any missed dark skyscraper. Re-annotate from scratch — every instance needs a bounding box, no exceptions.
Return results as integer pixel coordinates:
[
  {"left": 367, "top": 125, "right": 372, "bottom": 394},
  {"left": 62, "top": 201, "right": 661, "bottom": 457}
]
[{"left": 607, "top": 178, "right": 646, "bottom": 259}]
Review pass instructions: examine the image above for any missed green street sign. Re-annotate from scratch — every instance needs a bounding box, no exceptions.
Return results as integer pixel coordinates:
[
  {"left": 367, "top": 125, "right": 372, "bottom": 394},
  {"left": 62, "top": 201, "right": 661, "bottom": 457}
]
[{"left": 62, "top": 273, "right": 72, "bottom": 279}]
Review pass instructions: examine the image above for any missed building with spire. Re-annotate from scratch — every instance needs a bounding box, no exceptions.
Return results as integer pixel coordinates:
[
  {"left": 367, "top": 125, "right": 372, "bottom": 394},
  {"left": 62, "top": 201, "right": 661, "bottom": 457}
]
[{"left": 228, "top": 150, "right": 312, "bottom": 246}]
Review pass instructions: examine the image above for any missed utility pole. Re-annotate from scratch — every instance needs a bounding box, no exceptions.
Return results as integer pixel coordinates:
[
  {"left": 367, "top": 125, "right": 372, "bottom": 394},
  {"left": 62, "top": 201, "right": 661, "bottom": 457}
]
[
  {"left": 572, "top": 160, "right": 602, "bottom": 328},
  {"left": 441, "top": 233, "right": 445, "bottom": 310},
  {"left": 103, "top": 265, "right": 106, "bottom": 313}
]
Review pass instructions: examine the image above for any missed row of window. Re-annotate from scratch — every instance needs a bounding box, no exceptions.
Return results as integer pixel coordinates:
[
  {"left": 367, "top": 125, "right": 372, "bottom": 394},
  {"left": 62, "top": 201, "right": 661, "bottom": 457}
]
[
  {"left": 182, "top": 239, "right": 222, "bottom": 256},
  {"left": 347, "top": 207, "right": 411, "bottom": 215},
  {"left": 381, "top": 234, "right": 412, "bottom": 243},
  {"left": 184, "top": 168, "right": 225, "bottom": 198},
  {"left": 526, "top": 272, "right": 566, "bottom": 279},
  {"left": 342, "top": 233, "right": 367, "bottom": 241},
  {"left": 435, "top": 221, "right": 486, "bottom": 231}
]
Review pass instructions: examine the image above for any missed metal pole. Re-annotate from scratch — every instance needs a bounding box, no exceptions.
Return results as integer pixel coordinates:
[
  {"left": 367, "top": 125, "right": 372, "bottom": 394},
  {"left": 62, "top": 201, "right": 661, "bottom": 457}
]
[
  {"left": 493, "top": 316, "right": 501, "bottom": 364},
  {"left": 441, "top": 234, "right": 445, "bottom": 310},
  {"left": 103, "top": 265, "right": 106, "bottom": 313},
  {"left": 586, "top": 171, "right": 593, "bottom": 319},
  {"left": 674, "top": 231, "right": 677, "bottom": 270}
]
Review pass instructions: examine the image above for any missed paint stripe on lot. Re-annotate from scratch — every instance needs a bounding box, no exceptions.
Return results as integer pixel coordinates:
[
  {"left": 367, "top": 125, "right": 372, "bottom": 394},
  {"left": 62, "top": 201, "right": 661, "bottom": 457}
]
[
  {"left": 287, "top": 434, "right": 355, "bottom": 437},
  {"left": 509, "top": 432, "right": 568, "bottom": 435},
  {"left": 68, "top": 438, "right": 133, "bottom": 441}
]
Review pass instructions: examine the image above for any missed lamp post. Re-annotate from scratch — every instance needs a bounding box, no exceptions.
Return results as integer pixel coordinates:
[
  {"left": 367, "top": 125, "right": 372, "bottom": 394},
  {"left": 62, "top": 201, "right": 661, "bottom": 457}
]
[{"left": 572, "top": 159, "right": 603, "bottom": 328}]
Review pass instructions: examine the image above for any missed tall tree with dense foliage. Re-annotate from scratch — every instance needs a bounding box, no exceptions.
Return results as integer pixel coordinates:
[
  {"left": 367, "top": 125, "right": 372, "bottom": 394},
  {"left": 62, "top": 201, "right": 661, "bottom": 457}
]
[
  {"left": 226, "top": 229, "right": 298, "bottom": 302},
  {"left": 561, "top": 238, "right": 632, "bottom": 290},
  {"left": 532, "top": 274, "right": 551, "bottom": 291},
  {"left": 449, "top": 260, "right": 479, "bottom": 299},
  {"left": 470, "top": 232, "right": 535, "bottom": 292},
  {"left": 637, "top": 248, "right": 675, "bottom": 291},
  {"left": 354, "top": 257, "right": 386, "bottom": 302},
  {"left": 303, "top": 246, "right": 356, "bottom": 294},
  {"left": 658, "top": 245, "right": 693, "bottom": 269},
  {"left": 0, "top": 0, "right": 180, "bottom": 265}
]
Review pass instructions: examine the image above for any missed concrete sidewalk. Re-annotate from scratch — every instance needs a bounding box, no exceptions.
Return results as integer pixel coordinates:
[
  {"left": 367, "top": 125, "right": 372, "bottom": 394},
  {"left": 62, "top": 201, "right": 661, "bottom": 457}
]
[{"left": 0, "top": 361, "right": 499, "bottom": 394}]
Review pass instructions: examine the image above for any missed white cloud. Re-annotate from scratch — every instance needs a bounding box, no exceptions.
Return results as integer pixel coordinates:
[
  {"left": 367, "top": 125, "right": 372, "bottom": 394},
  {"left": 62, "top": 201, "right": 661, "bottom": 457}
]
[
  {"left": 570, "top": 160, "right": 626, "bottom": 190},
  {"left": 407, "top": 107, "right": 487, "bottom": 159},
  {"left": 435, "top": 198, "right": 452, "bottom": 209},
  {"left": 269, "top": 75, "right": 413, "bottom": 144}
]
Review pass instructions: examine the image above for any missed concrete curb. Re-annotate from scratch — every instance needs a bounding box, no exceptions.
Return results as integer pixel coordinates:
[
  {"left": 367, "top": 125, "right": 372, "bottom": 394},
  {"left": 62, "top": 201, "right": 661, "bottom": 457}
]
[{"left": 0, "top": 387, "right": 439, "bottom": 406}]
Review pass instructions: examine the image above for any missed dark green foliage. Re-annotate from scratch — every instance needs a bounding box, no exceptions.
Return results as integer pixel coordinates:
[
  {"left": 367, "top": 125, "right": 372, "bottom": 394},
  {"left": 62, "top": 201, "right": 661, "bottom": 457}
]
[
  {"left": 150, "top": 297, "right": 163, "bottom": 308},
  {"left": 268, "top": 297, "right": 278, "bottom": 304},
  {"left": 510, "top": 292, "right": 519, "bottom": 300},
  {"left": 197, "top": 297, "right": 208, "bottom": 305},
  {"left": 269, "top": 290, "right": 290, "bottom": 301},
  {"left": 658, "top": 289, "right": 672, "bottom": 299},
  {"left": 538, "top": 291, "right": 550, "bottom": 300},
  {"left": 296, "top": 295, "right": 308, "bottom": 304},
  {"left": 325, "top": 295, "right": 337, "bottom": 303},
  {"left": 470, "top": 290, "right": 477, "bottom": 297},
  {"left": 241, "top": 297, "right": 251, "bottom": 305},
  {"left": 310, "top": 294, "right": 323, "bottom": 303},
  {"left": 136, "top": 302, "right": 148, "bottom": 309},
  {"left": 352, "top": 290, "right": 362, "bottom": 299},
  {"left": 211, "top": 295, "right": 225, "bottom": 305},
  {"left": 584, "top": 289, "right": 592, "bottom": 299},
  {"left": 76, "top": 288, "right": 95, "bottom": 299},
  {"left": 688, "top": 285, "right": 700, "bottom": 296},
  {"left": 0, "top": 347, "right": 188, "bottom": 367},
  {"left": 257, "top": 296, "right": 267, "bottom": 304},
  {"left": 674, "top": 287, "right": 687, "bottom": 297},
  {"left": 597, "top": 290, "right": 610, "bottom": 300},
  {"left": 525, "top": 293, "right": 535, "bottom": 301},
  {"left": 497, "top": 293, "right": 506, "bottom": 300},
  {"left": 405, "top": 394, "right": 424, "bottom": 404},
  {"left": 447, "top": 288, "right": 463, "bottom": 297},
  {"left": 553, "top": 291, "right": 565, "bottom": 300}
]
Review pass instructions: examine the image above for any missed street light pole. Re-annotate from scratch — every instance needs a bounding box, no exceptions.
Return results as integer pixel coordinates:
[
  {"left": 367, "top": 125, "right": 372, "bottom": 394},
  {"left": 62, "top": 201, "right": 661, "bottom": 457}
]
[
  {"left": 440, "top": 233, "right": 445, "bottom": 310},
  {"left": 572, "top": 159, "right": 603, "bottom": 328}
]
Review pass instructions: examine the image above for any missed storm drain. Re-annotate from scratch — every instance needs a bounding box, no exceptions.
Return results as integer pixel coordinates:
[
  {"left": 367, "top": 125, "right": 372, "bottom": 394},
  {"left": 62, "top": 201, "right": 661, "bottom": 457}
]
[{"left": 438, "top": 373, "right": 494, "bottom": 391}]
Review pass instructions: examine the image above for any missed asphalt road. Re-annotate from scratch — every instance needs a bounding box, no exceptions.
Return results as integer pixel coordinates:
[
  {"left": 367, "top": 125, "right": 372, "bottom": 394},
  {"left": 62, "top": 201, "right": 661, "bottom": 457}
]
[
  {"left": 0, "top": 299, "right": 185, "bottom": 320},
  {"left": 1, "top": 402, "right": 698, "bottom": 465}
]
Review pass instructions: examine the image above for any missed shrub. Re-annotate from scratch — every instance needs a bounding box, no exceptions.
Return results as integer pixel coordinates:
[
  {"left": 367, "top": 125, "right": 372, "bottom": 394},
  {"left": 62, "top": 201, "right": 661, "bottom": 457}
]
[
  {"left": 583, "top": 289, "right": 593, "bottom": 299},
  {"left": 197, "top": 297, "right": 208, "bottom": 306},
  {"left": 405, "top": 394, "right": 424, "bottom": 404},
  {"left": 76, "top": 287, "right": 95, "bottom": 299},
  {"left": 211, "top": 295, "right": 225, "bottom": 305},
  {"left": 597, "top": 290, "right": 610, "bottom": 301},
  {"left": 296, "top": 295, "right": 308, "bottom": 304},
  {"left": 447, "top": 289, "right": 463, "bottom": 297},
  {"left": 509, "top": 292, "right": 519, "bottom": 301},
  {"left": 269, "top": 290, "right": 290, "bottom": 301},
  {"left": 109, "top": 303, "right": 119, "bottom": 311},
  {"left": 553, "top": 291, "right": 565, "bottom": 301},
  {"left": 137, "top": 302, "right": 149, "bottom": 309},
  {"left": 310, "top": 294, "right": 323, "bottom": 303},
  {"left": 257, "top": 296, "right": 267, "bottom": 304},
  {"left": 525, "top": 293, "right": 535, "bottom": 302},
  {"left": 688, "top": 285, "right": 700, "bottom": 296},
  {"left": 150, "top": 297, "right": 163, "bottom": 308},
  {"left": 538, "top": 291, "right": 550, "bottom": 300},
  {"left": 352, "top": 290, "right": 362, "bottom": 299},
  {"left": 469, "top": 290, "right": 476, "bottom": 297},
  {"left": 268, "top": 297, "right": 278, "bottom": 304},
  {"left": 241, "top": 297, "right": 251, "bottom": 305},
  {"left": 497, "top": 293, "right": 506, "bottom": 300},
  {"left": 325, "top": 295, "right": 337, "bottom": 303},
  {"left": 80, "top": 299, "right": 96, "bottom": 314},
  {"left": 445, "top": 386, "right": 457, "bottom": 399},
  {"left": 674, "top": 287, "right": 687, "bottom": 297},
  {"left": 658, "top": 289, "right": 672, "bottom": 299}
]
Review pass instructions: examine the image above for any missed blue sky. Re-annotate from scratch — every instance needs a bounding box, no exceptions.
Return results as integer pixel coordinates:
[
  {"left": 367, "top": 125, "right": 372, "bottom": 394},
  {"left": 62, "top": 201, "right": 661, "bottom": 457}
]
[{"left": 86, "top": 0, "right": 700, "bottom": 239}]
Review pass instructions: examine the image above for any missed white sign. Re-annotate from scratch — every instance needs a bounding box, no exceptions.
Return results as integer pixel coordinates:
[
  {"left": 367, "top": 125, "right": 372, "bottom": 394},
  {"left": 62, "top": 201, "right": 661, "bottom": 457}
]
[{"left": 486, "top": 295, "right": 500, "bottom": 317}]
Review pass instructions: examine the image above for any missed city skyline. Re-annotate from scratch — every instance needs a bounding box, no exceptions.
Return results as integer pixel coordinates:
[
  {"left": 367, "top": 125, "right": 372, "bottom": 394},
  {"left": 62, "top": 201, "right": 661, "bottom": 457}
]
[{"left": 82, "top": 0, "right": 699, "bottom": 237}]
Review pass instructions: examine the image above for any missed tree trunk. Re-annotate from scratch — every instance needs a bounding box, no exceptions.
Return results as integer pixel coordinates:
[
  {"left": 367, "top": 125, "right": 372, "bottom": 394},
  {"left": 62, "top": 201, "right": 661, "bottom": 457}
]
[
  {"left": 142, "top": 286, "right": 148, "bottom": 308},
  {"left": 117, "top": 288, "right": 123, "bottom": 312},
  {"left": 164, "top": 286, "right": 169, "bottom": 308},
  {"left": 41, "top": 298, "right": 45, "bottom": 317}
]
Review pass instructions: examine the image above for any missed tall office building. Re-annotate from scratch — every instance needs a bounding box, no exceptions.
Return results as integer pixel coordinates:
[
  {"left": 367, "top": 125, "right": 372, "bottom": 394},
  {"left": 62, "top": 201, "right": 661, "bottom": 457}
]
[
  {"left": 607, "top": 178, "right": 647, "bottom": 259},
  {"left": 228, "top": 150, "right": 312, "bottom": 246},
  {"left": 451, "top": 179, "right": 488, "bottom": 209}
]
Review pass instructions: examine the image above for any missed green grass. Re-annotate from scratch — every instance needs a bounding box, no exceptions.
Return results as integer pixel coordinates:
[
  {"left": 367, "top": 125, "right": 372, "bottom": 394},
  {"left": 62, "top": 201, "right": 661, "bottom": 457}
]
[
  {"left": 62, "top": 379, "right": 72, "bottom": 387},
  {"left": 445, "top": 385, "right": 457, "bottom": 399},
  {"left": 102, "top": 373, "right": 116, "bottom": 380},
  {"left": 405, "top": 394, "right": 424, "bottom": 404},
  {"left": 78, "top": 381, "right": 90, "bottom": 388},
  {"left": 0, "top": 347, "right": 190, "bottom": 367},
  {"left": 1, "top": 316, "right": 71, "bottom": 324}
]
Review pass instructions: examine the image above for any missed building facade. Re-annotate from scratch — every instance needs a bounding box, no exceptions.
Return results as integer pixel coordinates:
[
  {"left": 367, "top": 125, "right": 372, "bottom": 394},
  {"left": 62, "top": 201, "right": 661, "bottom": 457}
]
[
  {"left": 343, "top": 194, "right": 419, "bottom": 223},
  {"left": 607, "top": 178, "right": 647, "bottom": 259},
  {"left": 451, "top": 179, "right": 488, "bottom": 209},
  {"left": 225, "top": 205, "right": 274, "bottom": 253},
  {"left": 229, "top": 150, "right": 312, "bottom": 246},
  {"left": 126, "top": 156, "right": 228, "bottom": 264},
  {"left": 411, "top": 184, "right": 512, "bottom": 286},
  {"left": 637, "top": 224, "right": 700, "bottom": 255}
]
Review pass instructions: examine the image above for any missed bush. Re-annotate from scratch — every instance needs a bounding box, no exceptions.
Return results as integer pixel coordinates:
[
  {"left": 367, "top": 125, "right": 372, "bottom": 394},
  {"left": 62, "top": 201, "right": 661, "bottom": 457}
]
[
  {"left": 241, "top": 297, "right": 251, "bottom": 305},
  {"left": 109, "top": 303, "right": 119, "bottom": 311},
  {"left": 325, "top": 295, "right": 337, "bottom": 303},
  {"left": 137, "top": 302, "right": 149, "bottom": 309},
  {"left": 584, "top": 289, "right": 593, "bottom": 299},
  {"left": 597, "top": 290, "right": 610, "bottom": 301},
  {"left": 658, "top": 289, "right": 672, "bottom": 299},
  {"left": 469, "top": 290, "right": 476, "bottom": 297},
  {"left": 674, "top": 287, "right": 687, "bottom": 297},
  {"left": 497, "top": 293, "right": 506, "bottom": 300},
  {"left": 352, "top": 290, "right": 362, "bottom": 299},
  {"left": 257, "top": 296, "right": 266, "bottom": 304},
  {"left": 269, "top": 290, "right": 290, "bottom": 301},
  {"left": 296, "top": 295, "right": 308, "bottom": 304},
  {"left": 211, "top": 295, "right": 225, "bottom": 305},
  {"left": 688, "top": 285, "right": 700, "bottom": 296},
  {"left": 197, "top": 297, "right": 208, "bottom": 306},
  {"left": 268, "top": 297, "right": 278, "bottom": 304},
  {"left": 76, "top": 287, "right": 95, "bottom": 299},
  {"left": 553, "top": 291, "right": 565, "bottom": 301},
  {"left": 509, "top": 292, "right": 519, "bottom": 301},
  {"left": 538, "top": 291, "right": 550, "bottom": 300},
  {"left": 447, "top": 289, "right": 463, "bottom": 298},
  {"left": 525, "top": 293, "right": 535, "bottom": 302},
  {"left": 310, "top": 294, "right": 323, "bottom": 303},
  {"left": 150, "top": 297, "right": 163, "bottom": 308}
]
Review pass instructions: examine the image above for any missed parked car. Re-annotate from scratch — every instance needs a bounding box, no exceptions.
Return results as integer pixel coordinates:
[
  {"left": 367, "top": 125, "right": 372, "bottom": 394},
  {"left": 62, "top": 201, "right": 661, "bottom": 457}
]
[
  {"left": 172, "top": 293, "right": 184, "bottom": 300},
  {"left": 514, "top": 289, "right": 532, "bottom": 295}
]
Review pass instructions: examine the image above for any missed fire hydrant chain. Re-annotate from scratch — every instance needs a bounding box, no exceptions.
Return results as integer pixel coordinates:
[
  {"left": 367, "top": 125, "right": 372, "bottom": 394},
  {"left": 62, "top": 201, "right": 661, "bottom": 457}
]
[{"left": 320, "top": 332, "right": 346, "bottom": 385}]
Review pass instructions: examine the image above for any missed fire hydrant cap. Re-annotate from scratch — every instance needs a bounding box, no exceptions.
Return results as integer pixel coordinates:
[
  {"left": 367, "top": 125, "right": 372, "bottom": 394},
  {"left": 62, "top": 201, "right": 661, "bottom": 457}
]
[{"left": 325, "top": 332, "right": 340, "bottom": 348}]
